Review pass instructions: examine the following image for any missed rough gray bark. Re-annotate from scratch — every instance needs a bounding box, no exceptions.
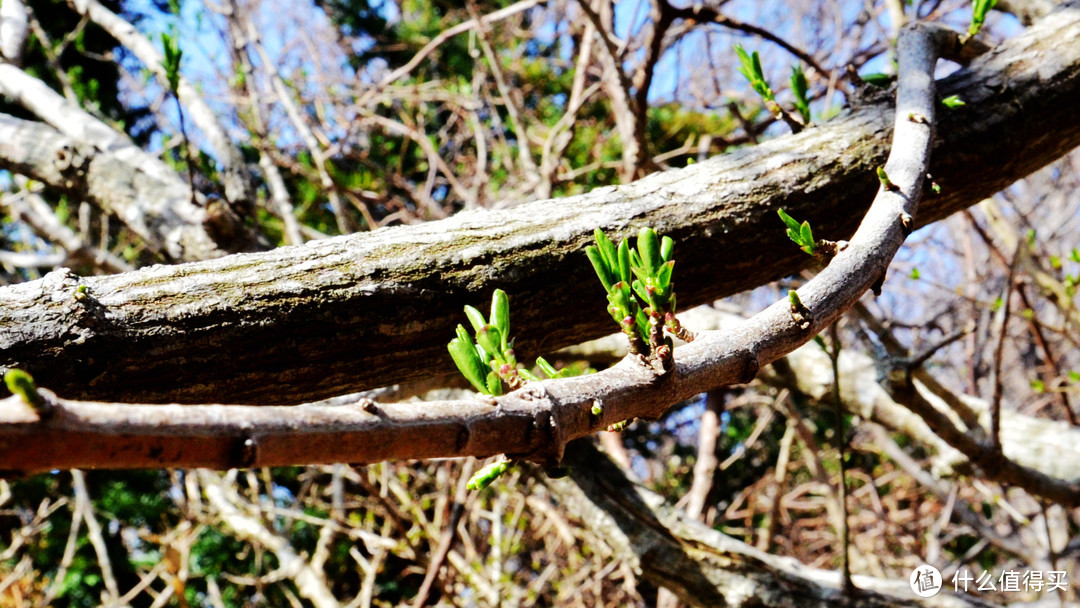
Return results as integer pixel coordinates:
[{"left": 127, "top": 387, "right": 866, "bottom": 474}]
[
  {"left": 1, "top": 7, "right": 1079, "bottom": 405},
  {"left": 547, "top": 440, "right": 996, "bottom": 608}
]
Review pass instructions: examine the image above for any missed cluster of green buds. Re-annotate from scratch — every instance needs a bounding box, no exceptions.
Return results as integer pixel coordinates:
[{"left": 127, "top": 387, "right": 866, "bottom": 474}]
[
  {"left": 449, "top": 289, "right": 532, "bottom": 395},
  {"left": 446, "top": 290, "right": 582, "bottom": 491},
  {"left": 735, "top": 45, "right": 812, "bottom": 132},
  {"left": 586, "top": 227, "right": 694, "bottom": 361},
  {"left": 160, "top": 31, "right": 183, "bottom": 93},
  {"left": 448, "top": 289, "right": 571, "bottom": 397}
]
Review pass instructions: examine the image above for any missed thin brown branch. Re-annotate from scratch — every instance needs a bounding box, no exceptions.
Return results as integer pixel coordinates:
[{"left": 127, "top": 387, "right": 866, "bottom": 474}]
[
  {"left": 549, "top": 440, "right": 997, "bottom": 608},
  {"left": 885, "top": 371, "right": 1080, "bottom": 507},
  {"left": 672, "top": 4, "right": 831, "bottom": 80},
  {"left": 989, "top": 244, "right": 1021, "bottom": 450}
]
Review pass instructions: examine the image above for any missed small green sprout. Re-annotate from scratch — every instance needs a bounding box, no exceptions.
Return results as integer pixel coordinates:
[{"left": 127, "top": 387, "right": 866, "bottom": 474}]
[
  {"left": 777, "top": 208, "right": 816, "bottom": 255},
  {"left": 877, "top": 167, "right": 897, "bottom": 191},
  {"left": 160, "top": 31, "right": 183, "bottom": 93},
  {"left": 734, "top": 46, "right": 807, "bottom": 132},
  {"left": 467, "top": 459, "right": 511, "bottom": 490},
  {"left": 941, "top": 95, "right": 966, "bottom": 109},
  {"left": 587, "top": 227, "right": 694, "bottom": 360},
  {"left": 790, "top": 64, "right": 811, "bottom": 125},
  {"left": 449, "top": 290, "right": 571, "bottom": 396},
  {"left": 734, "top": 45, "right": 774, "bottom": 102},
  {"left": 788, "top": 289, "right": 812, "bottom": 329},
  {"left": 967, "top": 0, "right": 997, "bottom": 38},
  {"left": 4, "top": 369, "right": 46, "bottom": 412}
]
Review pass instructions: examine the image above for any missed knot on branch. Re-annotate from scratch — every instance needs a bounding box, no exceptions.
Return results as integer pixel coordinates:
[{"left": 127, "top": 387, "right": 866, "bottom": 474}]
[{"left": 54, "top": 143, "right": 91, "bottom": 190}]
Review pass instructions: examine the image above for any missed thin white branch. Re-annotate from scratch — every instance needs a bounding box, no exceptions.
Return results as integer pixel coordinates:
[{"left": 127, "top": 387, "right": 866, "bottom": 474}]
[
  {"left": 365, "top": 0, "right": 545, "bottom": 95},
  {"left": 200, "top": 472, "right": 340, "bottom": 608},
  {"left": 0, "top": 0, "right": 28, "bottom": 65},
  {"left": 0, "top": 75, "right": 227, "bottom": 260},
  {"left": 72, "top": 470, "right": 121, "bottom": 605},
  {"left": 69, "top": 0, "right": 255, "bottom": 207}
]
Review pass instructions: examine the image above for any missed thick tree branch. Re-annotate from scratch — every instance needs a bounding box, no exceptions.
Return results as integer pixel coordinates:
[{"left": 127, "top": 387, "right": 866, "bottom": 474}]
[
  {"left": 1, "top": 8, "right": 1079, "bottom": 406},
  {"left": 0, "top": 20, "right": 979, "bottom": 475}
]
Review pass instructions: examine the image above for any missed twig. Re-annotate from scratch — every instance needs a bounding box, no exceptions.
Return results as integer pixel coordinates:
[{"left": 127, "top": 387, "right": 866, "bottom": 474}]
[
  {"left": 826, "top": 323, "right": 854, "bottom": 594},
  {"left": 411, "top": 459, "right": 474, "bottom": 608},
  {"left": 366, "top": 0, "right": 545, "bottom": 96},
  {"left": 989, "top": 243, "right": 1021, "bottom": 451},
  {"left": 72, "top": 470, "right": 121, "bottom": 605},
  {"left": 685, "top": 390, "right": 723, "bottom": 520}
]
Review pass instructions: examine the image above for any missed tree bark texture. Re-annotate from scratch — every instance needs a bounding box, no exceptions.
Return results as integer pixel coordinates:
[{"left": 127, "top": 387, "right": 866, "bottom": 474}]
[{"left": 1, "top": 8, "right": 1079, "bottom": 405}]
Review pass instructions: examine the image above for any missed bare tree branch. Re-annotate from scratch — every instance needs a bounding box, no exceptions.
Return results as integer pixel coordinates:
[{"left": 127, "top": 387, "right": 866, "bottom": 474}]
[{"left": 0, "top": 21, "right": 993, "bottom": 479}]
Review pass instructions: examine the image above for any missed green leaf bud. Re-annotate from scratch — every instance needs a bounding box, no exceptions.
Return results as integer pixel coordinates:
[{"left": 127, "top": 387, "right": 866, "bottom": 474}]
[{"left": 467, "top": 459, "right": 511, "bottom": 490}]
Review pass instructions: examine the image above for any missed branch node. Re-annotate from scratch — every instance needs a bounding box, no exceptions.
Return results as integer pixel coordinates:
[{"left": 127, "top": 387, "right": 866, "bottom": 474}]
[
  {"left": 787, "top": 290, "right": 812, "bottom": 330},
  {"left": 231, "top": 436, "right": 258, "bottom": 468},
  {"left": 739, "top": 351, "right": 760, "bottom": 384},
  {"left": 815, "top": 239, "right": 842, "bottom": 260},
  {"left": 900, "top": 212, "right": 915, "bottom": 235},
  {"left": 456, "top": 426, "right": 470, "bottom": 453}
]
